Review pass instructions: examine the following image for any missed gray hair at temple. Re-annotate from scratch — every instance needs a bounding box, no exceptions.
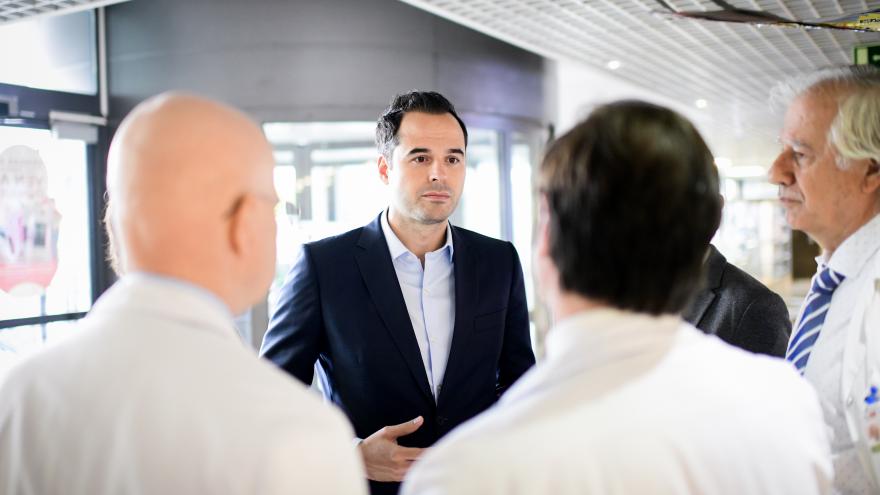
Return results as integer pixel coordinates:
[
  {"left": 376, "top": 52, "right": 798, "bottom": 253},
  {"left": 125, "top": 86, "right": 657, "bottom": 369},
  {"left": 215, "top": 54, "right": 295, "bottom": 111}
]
[
  {"left": 103, "top": 199, "right": 124, "bottom": 276},
  {"left": 772, "top": 65, "right": 880, "bottom": 170}
]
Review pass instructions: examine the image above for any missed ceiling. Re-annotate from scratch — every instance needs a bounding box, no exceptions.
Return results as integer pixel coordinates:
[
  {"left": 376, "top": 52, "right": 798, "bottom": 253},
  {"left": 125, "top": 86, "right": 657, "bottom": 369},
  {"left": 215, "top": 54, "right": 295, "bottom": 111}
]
[
  {"left": 2, "top": 0, "right": 876, "bottom": 164},
  {"left": 0, "top": 0, "right": 128, "bottom": 24},
  {"left": 399, "top": 0, "right": 880, "bottom": 164}
]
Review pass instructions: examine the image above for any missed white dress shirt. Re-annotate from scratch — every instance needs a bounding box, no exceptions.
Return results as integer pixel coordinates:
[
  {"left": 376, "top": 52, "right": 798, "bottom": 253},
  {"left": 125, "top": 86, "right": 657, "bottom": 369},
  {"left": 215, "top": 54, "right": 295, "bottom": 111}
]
[
  {"left": 0, "top": 274, "right": 367, "bottom": 495},
  {"left": 381, "top": 210, "right": 455, "bottom": 400},
  {"left": 403, "top": 308, "right": 832, "bottom": 495},
  {"left": 801, "top": 213, "right": 880, "bottom": 494}
]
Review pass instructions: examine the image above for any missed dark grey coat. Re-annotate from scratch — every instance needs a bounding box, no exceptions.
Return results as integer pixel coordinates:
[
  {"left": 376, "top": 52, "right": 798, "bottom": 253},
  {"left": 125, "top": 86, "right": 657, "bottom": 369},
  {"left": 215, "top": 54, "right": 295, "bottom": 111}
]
[{"left": 684, "top": 245, "right": 791, "bottom": 358}]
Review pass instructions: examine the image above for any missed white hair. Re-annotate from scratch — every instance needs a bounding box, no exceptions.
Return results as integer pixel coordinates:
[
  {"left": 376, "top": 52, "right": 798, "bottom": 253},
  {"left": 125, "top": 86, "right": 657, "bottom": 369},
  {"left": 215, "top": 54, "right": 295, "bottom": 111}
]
[{"left": 772, "top": 65, "right": 880, "bottom": 169}]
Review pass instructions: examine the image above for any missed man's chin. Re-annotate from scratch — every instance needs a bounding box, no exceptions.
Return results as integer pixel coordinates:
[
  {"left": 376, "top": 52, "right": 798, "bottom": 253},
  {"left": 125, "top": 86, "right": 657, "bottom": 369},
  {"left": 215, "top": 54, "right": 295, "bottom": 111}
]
[
  {"left": 416, "top": 215, "right": 450, "bottom": 225},
  {"left": 414, "top": 209, "right": 453, "bottom": 225}
]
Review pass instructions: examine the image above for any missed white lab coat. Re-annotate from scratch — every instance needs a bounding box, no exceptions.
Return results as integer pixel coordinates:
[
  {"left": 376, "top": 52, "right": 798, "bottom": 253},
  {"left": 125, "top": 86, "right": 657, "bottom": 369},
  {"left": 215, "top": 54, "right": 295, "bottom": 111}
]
[
  {"left": 843, "top": 253, "right": 880, "bottom": 492},
  {"left": 403, "top": 309, "right": 832, "bottom": 495},
  {"left": 0, "top": 273, "right": 367, "bottom": 495}
]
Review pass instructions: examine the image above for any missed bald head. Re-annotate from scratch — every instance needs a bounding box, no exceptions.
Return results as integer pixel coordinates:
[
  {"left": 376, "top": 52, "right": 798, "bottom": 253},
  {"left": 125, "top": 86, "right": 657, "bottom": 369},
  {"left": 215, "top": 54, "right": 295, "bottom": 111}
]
[{"left": 107, "top": 93, "right": 278, "bottom": 313}]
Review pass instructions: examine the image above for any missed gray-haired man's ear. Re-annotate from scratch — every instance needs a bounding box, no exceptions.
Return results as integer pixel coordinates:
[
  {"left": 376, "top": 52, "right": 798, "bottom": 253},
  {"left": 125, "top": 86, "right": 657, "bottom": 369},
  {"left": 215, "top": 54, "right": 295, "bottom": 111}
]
[{"left": 864, "top": 158, "right": 880, "bottom": 195}]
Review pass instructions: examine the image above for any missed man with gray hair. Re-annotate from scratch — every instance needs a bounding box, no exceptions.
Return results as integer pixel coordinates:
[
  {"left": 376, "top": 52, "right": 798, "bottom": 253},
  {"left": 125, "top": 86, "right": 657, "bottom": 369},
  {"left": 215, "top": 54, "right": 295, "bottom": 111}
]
[{"left": 769, "top": 65, "right": 880, "bottom": 493}]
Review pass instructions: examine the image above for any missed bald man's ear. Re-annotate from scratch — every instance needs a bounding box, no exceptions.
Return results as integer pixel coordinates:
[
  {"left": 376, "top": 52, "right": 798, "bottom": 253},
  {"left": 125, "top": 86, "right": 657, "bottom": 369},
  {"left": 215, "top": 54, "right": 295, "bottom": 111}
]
[{"left": 228, "top": 194, "right": 259, "bottom": 257}]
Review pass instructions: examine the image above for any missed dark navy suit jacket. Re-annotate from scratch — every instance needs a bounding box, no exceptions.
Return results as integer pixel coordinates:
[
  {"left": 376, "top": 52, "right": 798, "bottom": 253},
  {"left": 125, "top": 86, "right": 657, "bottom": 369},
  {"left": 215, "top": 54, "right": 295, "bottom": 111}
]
[{"left": 260, "top": 213, "right": 535, "bottom": 494}]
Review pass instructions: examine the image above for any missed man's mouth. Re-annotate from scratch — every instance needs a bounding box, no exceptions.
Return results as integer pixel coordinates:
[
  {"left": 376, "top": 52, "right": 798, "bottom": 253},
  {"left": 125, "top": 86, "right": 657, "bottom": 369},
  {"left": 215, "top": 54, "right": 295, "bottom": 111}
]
[{"left": 422, "top": 192, "right": 451, "bottom": 200}]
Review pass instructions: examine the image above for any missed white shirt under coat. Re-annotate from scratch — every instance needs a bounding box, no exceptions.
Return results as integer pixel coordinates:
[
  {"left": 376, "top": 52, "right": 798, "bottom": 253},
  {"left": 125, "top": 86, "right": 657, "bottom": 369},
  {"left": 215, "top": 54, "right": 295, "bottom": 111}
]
[
  {"left": 0, "top": 274, "right": 367, "bottom": 495},
  {"left": 403, "top": 308, "right": 832, "bottom": 495},
  {"left": 381, "top": 209, "right": 455, "bottom": 400}
]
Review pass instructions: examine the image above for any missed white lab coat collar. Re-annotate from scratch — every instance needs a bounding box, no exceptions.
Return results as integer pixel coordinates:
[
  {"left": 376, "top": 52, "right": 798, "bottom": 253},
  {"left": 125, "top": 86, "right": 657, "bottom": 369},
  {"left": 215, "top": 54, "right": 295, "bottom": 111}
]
[{"left": 90, "top": 273, "right": 241, "bottom": 345}]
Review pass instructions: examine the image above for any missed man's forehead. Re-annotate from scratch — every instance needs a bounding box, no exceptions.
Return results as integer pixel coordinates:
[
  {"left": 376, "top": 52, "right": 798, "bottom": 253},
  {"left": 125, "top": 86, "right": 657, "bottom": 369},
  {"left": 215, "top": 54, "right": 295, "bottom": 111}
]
[
  {"left": 782, "top": 92, "right": 837, "bottom": 137},
  {"left": 397, "top": 112, "right": 465, "bottom": 143}
]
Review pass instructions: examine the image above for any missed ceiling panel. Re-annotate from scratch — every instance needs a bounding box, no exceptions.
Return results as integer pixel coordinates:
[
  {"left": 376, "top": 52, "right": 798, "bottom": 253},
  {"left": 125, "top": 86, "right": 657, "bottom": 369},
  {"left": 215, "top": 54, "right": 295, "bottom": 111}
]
[
  {"left": 0, "top": 0, "right": 129, "bottom": 24},
  {"left": 399, "top": 0, "right": 880, "bottom": 147}
]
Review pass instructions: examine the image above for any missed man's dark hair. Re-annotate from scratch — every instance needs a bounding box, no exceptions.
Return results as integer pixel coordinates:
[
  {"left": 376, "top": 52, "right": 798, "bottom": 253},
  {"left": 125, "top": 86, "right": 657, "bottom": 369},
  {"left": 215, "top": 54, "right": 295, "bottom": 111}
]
[
  {"left": 376, "top": 90, "right": 468, "bottom": 159},
  {"left": 539, "top": 100, "right": 722, "bottom": 315}
]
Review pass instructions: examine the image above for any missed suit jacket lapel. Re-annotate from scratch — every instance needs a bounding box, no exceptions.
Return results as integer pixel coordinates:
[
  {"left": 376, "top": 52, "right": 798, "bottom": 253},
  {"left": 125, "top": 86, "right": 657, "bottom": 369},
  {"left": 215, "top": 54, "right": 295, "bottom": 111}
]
[
  {"left": 437, "top": 225, "right": 478, "bottom": 406},
  {"left": 684, "top": 245, "right": 726, "bottom": 331},
  {"left": 354, "top": 215, "right": 433, "bottom": 402}
]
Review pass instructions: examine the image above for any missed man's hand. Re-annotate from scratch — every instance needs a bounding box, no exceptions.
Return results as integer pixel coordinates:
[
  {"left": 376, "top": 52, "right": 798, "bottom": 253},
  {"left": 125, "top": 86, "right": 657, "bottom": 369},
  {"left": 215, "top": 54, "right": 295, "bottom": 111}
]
[{"left": 358, "top": 416, "right": 426, "bottom": 482}]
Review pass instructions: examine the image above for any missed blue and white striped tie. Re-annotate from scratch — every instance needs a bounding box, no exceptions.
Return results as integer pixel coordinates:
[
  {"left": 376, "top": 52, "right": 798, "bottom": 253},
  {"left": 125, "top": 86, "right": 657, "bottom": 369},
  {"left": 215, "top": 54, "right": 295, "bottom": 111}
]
[{"left": 786, "top": 265, "right": 845, "bottom": 374}]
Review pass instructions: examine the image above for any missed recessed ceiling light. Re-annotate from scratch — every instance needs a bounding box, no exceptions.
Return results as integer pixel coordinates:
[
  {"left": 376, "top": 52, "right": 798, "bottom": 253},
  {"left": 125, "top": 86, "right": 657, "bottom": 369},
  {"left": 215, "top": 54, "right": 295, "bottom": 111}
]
[
  {"left": 606, "top": 60, "right": 622, "bottom": 70},
  {"left": 695, "top": 99, "right": 708, "bottom": 109}
]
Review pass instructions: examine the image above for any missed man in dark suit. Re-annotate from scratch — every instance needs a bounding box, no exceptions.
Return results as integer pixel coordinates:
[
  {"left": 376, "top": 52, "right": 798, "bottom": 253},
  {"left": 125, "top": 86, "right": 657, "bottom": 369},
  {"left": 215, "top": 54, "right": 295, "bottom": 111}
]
[
  {"left": 260, "top": 91, "right": 535, "bottom": 495},
  {"left": 683, "top": 244, "right": 791, "bottom": 357}
]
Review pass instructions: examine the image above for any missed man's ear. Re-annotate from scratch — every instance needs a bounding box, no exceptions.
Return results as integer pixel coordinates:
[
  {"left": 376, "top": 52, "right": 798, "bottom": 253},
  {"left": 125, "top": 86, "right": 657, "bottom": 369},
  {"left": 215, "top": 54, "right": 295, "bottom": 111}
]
[
  {"left": 378, "top": 155, "right": 391, "bottom": 185},
  {"left": 228, "top": 195, "right": 257, "bottom": 257},
  {"left": 864, "top": 158, "right": 880, "bottom": 194}
]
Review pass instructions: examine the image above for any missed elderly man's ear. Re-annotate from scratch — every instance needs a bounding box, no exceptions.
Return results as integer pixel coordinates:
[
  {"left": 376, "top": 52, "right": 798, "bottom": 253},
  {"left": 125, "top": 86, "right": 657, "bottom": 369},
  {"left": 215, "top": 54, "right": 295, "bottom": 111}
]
[{"left": 866, "top": 158, "right": 880, "bottom": 194}]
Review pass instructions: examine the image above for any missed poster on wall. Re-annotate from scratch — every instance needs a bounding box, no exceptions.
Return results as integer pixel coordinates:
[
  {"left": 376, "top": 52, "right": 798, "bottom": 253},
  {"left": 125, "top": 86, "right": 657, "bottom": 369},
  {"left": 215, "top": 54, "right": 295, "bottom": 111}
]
[{"left": 0, "top": 145, "right": 62, "bottom": 295}]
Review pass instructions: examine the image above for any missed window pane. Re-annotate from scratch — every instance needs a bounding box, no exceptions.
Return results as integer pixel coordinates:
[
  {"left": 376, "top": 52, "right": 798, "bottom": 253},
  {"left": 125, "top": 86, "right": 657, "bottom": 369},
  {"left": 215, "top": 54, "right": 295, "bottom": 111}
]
[
  {"left": 457, "top": 129, "right": 501, "bottom": 239},
  {"left": 0, "top": 126, "right": 92, "bottom": 321},
  {"left": 511, "top": 132, "right": 537, "bottom": 309},
  {"left": 0, "top": 11, "right": 97, "bottom": 95}
]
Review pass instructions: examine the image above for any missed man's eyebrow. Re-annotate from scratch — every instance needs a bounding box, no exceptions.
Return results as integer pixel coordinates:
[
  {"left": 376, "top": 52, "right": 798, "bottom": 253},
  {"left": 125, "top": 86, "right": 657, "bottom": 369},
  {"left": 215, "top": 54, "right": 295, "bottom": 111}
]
[
  {"left": 404, "top": 147, "right": 465, "bottom": 156},
  {"left": 778, "top": 137, "right": 813, "bottom": 151}
]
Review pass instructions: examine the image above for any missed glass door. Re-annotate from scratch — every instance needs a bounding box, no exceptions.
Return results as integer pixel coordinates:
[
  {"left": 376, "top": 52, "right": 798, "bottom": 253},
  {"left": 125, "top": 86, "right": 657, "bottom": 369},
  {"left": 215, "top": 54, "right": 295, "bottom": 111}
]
[{"left": 0, "top": 123, "right": 93, "bottom": 373}]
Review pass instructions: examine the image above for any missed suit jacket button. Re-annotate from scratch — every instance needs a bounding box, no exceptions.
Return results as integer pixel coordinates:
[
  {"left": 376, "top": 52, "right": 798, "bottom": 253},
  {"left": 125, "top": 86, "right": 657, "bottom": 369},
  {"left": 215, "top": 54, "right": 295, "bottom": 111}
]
[{"left": 436, "top": 416, "right": 447, "bottom": 426}]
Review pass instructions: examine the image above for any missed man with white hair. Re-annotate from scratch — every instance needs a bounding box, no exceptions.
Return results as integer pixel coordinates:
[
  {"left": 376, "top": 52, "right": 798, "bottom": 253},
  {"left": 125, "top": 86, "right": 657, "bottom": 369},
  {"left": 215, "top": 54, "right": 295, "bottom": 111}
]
[
  {"left": 0, "top": 93, "right": 367, "bottom": 495},
  {"left": 769, "top": 65, "right": 880, "bottom": 493}
]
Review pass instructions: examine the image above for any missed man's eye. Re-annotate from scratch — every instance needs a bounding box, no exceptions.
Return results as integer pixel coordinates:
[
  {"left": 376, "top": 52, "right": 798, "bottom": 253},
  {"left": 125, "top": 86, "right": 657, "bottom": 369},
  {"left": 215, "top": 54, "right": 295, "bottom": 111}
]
[
  {"left": 413, "top": 156, "right": 429, "bottom": 164},
  {"left": 447, "top": 156, "right": 460, "bottom": 165}
]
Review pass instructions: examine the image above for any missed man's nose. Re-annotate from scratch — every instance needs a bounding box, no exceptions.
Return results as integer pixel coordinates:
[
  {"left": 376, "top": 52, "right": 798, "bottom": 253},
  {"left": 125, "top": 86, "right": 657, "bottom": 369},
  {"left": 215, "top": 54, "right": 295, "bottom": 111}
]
[
  {"left": 768, "top": 151, "right": 793, "bottom": 187},
  {"left": 429, "top": 161, "right": 446, "bottom": 182}
]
